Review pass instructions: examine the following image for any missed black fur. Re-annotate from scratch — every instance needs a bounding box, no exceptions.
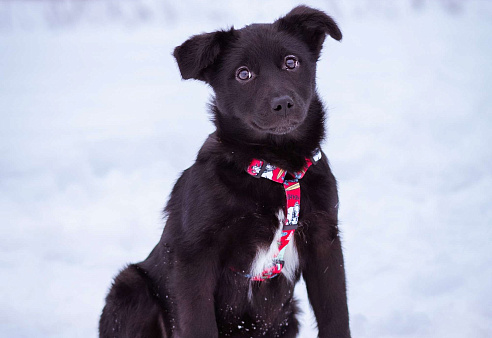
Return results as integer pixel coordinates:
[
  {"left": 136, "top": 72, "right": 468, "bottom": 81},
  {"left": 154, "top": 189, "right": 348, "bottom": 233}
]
[{"left": 100, "top": 6, "right": 350, "bottom": 338}]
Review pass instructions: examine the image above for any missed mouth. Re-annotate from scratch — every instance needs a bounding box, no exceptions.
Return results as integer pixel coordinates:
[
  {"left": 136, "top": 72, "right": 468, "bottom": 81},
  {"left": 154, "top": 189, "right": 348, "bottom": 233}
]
[{"left": 251, "top": 121, "right": 300, "bottom": 135}]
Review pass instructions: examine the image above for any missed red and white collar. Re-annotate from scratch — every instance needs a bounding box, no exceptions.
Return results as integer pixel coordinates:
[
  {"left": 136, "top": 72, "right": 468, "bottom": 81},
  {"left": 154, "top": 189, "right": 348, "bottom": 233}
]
[{"left": 241, "top": 149, "right": 322, "bottom": 281}]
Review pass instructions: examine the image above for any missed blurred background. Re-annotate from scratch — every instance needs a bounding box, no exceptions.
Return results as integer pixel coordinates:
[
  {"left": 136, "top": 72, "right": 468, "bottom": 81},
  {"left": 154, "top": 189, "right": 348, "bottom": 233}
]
[{"left": 1, "top": 0, "right": 491, "bottom": 337}]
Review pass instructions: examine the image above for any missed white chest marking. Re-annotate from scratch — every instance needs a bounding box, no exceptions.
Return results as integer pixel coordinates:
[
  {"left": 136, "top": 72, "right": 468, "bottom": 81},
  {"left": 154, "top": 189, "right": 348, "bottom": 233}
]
[{"left": 249, "top": 210, "right": 299, "bottom": 284}]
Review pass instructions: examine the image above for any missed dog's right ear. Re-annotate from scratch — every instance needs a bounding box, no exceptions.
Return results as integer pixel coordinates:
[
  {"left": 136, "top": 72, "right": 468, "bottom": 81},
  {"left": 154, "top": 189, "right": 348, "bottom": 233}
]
[
  {"left": 275, "top": 6, "right": 342, "bottom": 59},
  {"left": 173, "top": 28, "right": 236, "bottom": 82}
]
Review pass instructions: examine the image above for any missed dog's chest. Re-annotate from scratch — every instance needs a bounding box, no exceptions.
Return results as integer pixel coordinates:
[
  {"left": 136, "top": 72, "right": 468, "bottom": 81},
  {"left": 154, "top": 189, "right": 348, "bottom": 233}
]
[{"left": 249, "top": 210, "right": 299, "bottom": 283}]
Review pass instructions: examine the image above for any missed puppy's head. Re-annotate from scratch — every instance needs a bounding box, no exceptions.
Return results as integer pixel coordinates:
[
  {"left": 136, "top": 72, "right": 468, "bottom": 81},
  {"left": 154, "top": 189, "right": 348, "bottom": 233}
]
[{"left": 173, "top": 6, "right": 341, "bottom": 140}]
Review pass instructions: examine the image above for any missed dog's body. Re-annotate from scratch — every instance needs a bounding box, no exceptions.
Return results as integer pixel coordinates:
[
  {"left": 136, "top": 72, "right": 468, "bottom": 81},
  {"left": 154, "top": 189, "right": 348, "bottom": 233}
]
[{"left": 100, "top": 6, "right": 350, "bottom": 338}]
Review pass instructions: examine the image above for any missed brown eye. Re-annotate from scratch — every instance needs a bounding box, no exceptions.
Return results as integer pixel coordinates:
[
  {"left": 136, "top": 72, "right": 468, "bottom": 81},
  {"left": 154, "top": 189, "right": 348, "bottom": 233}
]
[
  {"left": 236, "top": 67, "right": 252, "bottom": 81},
  {"left": 284, "top": 55, "right": 299, "bottom": 70}
]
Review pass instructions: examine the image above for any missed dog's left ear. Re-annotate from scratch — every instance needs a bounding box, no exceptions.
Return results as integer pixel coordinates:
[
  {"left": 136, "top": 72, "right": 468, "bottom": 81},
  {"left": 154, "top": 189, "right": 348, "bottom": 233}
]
[
  {"left": 173, "top": 28, "right": 237, "bottom": 82},
  {"left": 275, "top": 5, "right": 342, "bottom": 58}
]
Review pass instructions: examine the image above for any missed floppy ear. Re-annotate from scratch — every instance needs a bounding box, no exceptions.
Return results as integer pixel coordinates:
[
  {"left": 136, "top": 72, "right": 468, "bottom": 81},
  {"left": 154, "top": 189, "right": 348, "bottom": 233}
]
[
  {"left": 275, "top": 5, "right": 342, "bottom": 58},
  {"left": 173, "top": 28, "right": 236, "bottom": 82}
]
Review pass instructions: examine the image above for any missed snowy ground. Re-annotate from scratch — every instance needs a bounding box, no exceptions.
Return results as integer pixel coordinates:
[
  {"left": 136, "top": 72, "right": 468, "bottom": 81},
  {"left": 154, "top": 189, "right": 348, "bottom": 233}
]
[{"left": 1, "top": 1, "right": 491, "bottom": 337}]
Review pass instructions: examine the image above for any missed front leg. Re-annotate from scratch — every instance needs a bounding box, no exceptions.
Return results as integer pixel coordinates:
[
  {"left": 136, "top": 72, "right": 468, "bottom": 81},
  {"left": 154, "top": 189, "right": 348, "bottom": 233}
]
[
  {"left": 302, "top": 217, "right": 350, "bottom": 337},
  {"left": 171, "top": 249, "right": 220, "bottom": 338}
]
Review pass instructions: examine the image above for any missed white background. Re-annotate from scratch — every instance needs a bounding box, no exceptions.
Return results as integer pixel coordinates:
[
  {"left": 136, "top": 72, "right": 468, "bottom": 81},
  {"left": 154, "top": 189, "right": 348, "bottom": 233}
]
[{"left": 1, "top": 0, "right": 491, "bottom": 337}]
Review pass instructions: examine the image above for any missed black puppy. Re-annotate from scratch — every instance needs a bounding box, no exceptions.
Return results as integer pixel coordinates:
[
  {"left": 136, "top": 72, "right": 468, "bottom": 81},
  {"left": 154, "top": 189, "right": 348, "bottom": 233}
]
[{"left": 100, "top": 5, "right": 350, "bottom": 338}]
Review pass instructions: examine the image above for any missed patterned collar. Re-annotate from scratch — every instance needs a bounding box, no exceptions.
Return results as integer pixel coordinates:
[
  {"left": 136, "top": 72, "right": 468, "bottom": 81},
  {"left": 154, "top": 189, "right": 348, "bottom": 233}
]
[{"left": 242, "top": 149, "right": 322, "bottom": 281}]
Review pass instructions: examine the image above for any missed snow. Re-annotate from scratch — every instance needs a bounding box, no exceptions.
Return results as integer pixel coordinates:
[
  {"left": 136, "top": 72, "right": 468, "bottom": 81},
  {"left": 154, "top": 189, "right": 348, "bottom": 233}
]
[{"left": 1, "top": 0, "right": 491, "bottom": 337}]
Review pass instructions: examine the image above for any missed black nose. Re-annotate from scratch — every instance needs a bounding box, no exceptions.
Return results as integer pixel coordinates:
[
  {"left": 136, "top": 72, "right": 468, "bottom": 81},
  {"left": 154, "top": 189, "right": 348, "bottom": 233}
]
[{"left": 271, "top": 95, "right": 294, "bottom": 115}]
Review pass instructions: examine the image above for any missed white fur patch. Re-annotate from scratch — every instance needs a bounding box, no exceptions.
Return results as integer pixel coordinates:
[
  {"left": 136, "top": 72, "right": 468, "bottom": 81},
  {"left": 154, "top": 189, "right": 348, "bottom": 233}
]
[{"left": 249, "top": 210, "right": 299, "bottom": 284}]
